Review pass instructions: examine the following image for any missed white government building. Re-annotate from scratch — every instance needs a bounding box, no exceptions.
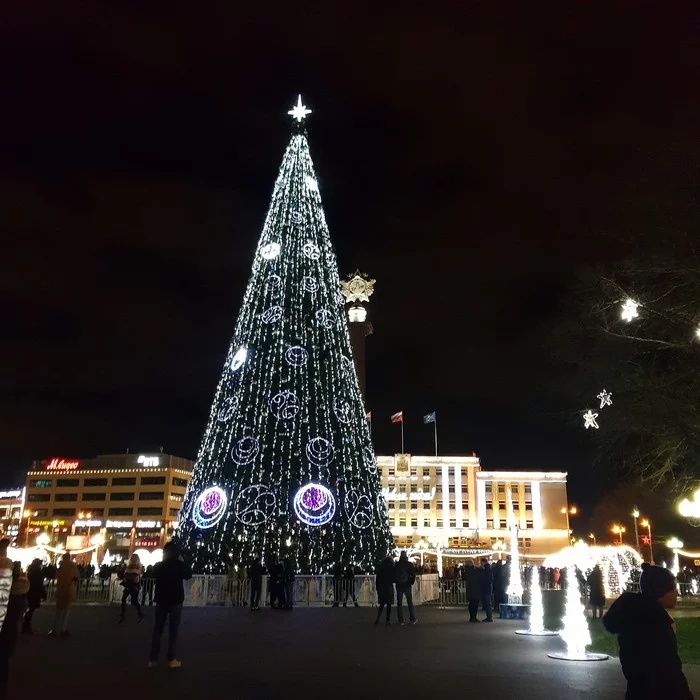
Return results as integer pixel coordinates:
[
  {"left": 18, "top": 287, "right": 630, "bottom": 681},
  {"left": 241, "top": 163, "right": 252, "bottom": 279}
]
[{"left": 377, "top": 453, "right": 570, "bottom": 562}]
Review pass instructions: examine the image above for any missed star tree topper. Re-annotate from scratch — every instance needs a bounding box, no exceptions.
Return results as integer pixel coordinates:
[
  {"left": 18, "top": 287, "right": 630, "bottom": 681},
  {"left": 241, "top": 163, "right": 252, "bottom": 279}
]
[
  {"left": 341, "top": 269, "right": 376, "bottom": 304},
  {"left": 583, "top": 410, "right": 599, "bottom": 430},
  {"left": 288, "top": 94, "right": 312, "bottom": 122},
  {"left": 597, "top": 389, "right": 613, "bottom": 408}
]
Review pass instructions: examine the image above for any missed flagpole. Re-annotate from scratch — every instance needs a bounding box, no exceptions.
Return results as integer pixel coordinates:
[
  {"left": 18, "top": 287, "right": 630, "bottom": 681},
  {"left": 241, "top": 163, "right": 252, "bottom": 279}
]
[
  {"left": 434, "top": 417, "right": 438, "bottom": 457},
  {"left": 401, "top": 419, "right": 405, "bottom": 453}
]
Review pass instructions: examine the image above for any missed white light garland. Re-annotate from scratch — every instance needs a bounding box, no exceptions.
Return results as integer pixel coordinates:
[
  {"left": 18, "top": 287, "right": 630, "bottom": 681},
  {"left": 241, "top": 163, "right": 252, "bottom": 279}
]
[{"left": 260, "top": 242, "right": 281, "bottom": 260}]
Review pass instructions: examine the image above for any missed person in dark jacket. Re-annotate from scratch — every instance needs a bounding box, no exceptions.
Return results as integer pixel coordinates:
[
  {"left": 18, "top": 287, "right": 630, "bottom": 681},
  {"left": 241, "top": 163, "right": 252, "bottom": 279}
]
[
  {"left": 480, "top": 559, "right": 494, "bottom": 622},
  {"left": 394, "top": 551, "right": 417, "bottom": 625},
  {"left": 587, "top": 565, "right": 606, "bottom": 619},
  {"left": 148, "top": 543, "right": 192, "bottom": 669},
  {"left": 493, "top": 559, "right": 506, "bottom": 609},
  {"left": 343, "top": 564, "right": 359, "bottom": 607},
  {"left": 331, "top": 562, "right": 344, "bottom": 607},
  {"left": 374, "top": 557, "right": 395, "bottom": 626},
  {"left": 248, "top": 559, "right": 264, "bottom": 611},
  {"left": 283, "top": 557, "right": 296, "bottom": 610},
  {"left": 141, "top": 565, "right": 155, "bottom": 607},
  {"left": 464, "top": 559, "right": 481, "bottom": 622},
  {"left": 603, "top": 562, "right": 692, "bottom": 700},
  {"left": 22, "top": 559, "right": 46, "bottom": 634}
]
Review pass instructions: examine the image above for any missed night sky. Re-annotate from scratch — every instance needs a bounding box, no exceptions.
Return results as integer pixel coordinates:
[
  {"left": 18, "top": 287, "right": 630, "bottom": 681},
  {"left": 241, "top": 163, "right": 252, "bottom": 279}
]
[{"left": 3, "top": 3, "right": 698, "bottom": 519}]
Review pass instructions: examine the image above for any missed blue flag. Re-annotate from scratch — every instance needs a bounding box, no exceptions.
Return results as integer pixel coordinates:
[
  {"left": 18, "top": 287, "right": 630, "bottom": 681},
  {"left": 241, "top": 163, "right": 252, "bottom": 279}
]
[{"left": 423, "top": 412, "right": 436, "bottom": 424}]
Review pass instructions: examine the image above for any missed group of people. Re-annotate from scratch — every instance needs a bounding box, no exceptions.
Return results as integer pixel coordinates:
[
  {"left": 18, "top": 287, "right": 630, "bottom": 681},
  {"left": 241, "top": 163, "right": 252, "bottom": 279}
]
[
  {"left": 248, "top": 556, "right": 296, "bottom": 611},
  {"left": 374, "top": 551, "right": 418, "bottom": 626}
]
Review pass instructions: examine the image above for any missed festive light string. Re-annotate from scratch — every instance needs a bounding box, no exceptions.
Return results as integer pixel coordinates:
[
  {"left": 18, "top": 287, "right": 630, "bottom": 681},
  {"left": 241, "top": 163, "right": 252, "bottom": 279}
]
[{"left": 175, "top": 99, "right": 393, "bottom": 572}]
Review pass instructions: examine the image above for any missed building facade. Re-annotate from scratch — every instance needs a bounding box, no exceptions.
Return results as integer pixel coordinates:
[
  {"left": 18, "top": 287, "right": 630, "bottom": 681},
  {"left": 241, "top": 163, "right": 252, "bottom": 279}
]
[
  {"left": 378, "top": 454, "right": 570, "bottom": 560},
  {"left": 0, "top": 488, "right": 25, "bottom": 544},
  {"left": 24, "top": 452, "right": 193, "bottom": 559}
]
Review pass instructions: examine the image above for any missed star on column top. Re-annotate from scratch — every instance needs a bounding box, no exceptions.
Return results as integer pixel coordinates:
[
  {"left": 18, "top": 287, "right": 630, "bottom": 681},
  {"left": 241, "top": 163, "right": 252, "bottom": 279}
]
[{"left": 288, "top": 95, "right": 312, "bottom": 122}]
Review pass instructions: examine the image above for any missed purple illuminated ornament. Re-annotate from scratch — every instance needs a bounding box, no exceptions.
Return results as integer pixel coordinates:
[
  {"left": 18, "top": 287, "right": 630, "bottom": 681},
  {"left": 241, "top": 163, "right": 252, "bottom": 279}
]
[
  {"left": 293, "top": 483, "right": 335, "bottom": 527},
  {"left": 192, "top": 486, "right": 228, "bottom": 529}
]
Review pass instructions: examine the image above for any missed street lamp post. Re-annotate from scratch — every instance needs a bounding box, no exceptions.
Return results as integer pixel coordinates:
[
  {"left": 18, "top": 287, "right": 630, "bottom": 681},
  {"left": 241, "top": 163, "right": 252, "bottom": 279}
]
[
  {"left": 611, "top": 524, "right": 626, "bottom": 545},
  {"left": 632, "top": 507, "right": 641, "bottom": 553},
  {"left": 23, "top": 509, "right": 32, "bottom": 547},
  {"left": 561, "top": 506, "right": 578, "bottom": 543},
  {"left": 640, "top": 518, "right": 654, "bottom": 563},
  {"left": 588, "top": 533, "right": 596, "bottom": 546}
]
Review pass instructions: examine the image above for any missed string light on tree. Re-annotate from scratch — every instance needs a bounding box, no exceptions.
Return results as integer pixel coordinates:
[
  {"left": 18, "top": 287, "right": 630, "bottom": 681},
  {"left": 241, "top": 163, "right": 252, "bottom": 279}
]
[
  {"left": 174, "top": 97, "right": 393, "bottom": 573},
  {"left": 596, "top": 390, "right": 612, "bottom": 408},
  {"left": 620, "top": 298, "right": 639, "bottom": 322},
  {"left": 583, "top": 410, "right": 599, "bottom": 429}
]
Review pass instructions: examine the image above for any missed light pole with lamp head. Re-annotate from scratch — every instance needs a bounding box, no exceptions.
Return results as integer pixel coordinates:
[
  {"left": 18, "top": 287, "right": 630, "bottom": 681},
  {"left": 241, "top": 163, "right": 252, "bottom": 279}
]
[
  {"left": 588, "top": 532, "right": 596, "bottom": 546},
  {"left": 632, "top": 507, "right": 641, "bottom": 553},
  {"left": 611, "top": 524, "right": 626, "bottom": 544},
  {"left": 640, "top": 518, "right": 654, "bottom": 563}
]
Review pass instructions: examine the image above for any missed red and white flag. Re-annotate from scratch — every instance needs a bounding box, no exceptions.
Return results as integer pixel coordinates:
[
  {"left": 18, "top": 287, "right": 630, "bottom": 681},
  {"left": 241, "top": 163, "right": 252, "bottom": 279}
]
[
  {"left": 365, "top": 411, "right": 372, "bottom": 420},
  {"left": 390, "top": 411, "right": 403, "bottom": 423}
]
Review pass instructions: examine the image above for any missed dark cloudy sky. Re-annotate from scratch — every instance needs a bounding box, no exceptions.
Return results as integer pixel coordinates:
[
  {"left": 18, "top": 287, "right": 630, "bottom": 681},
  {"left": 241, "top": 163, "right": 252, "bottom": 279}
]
[{"left": 3, "top": 2, "right": 699, "bottom": 510}]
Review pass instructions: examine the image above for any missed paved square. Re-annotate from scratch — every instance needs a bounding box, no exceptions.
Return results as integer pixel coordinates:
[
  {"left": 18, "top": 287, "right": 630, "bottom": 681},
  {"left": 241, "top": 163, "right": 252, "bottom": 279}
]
[{"left": 11, "top": 606, "right": 697, "bottom": 698}]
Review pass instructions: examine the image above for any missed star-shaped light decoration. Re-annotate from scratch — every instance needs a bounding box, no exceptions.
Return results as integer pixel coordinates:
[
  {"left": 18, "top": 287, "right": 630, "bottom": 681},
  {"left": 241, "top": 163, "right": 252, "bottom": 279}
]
[
  {"left": 288, "top": 94, "right": 311, "bottom": 122},
  {"left": 340, "top": 269, "right": 376, "bottom": 304},
  {"left": 620, "top": 298, "right": 639, "bottom": 322},
  {"left": 583, "top": 409, "right": 599, "bottom": 430},
  {"left": 597, "top": 389, "right": 613, "bottom": 409}
]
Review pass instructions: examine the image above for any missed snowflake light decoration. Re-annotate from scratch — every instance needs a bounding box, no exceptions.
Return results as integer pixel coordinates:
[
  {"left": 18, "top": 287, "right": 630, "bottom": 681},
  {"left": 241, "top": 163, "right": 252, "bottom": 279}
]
[
  {"left": 620, "top": 298, "right": 639, "bottom": 322},
  {"left": 583, "top": 410, "right": 599, "bottom": 429},
  {"left": 597, "top": 389, "right": 612, "bottom": 408}
]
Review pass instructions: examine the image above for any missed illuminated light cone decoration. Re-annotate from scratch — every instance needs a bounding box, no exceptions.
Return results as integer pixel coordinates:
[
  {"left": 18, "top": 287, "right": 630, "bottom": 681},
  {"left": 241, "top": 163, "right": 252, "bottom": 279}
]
[
  {"left": 175, "top": 97, "right": 394, "bottom": 573},
  {"left": 515, "top": 564, "right": 557, "bottom": 636}
]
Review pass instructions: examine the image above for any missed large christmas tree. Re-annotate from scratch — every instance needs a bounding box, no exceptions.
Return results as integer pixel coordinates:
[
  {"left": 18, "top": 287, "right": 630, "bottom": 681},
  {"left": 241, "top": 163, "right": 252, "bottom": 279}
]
[{"left": 176, "top": 97, "right": 394, "bottom": 573}]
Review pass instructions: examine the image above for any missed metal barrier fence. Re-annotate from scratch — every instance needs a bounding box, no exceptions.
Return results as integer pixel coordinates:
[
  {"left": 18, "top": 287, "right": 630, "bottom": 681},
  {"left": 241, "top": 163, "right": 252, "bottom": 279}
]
[{"left": 40, "top": 574, "right": 441, "bottom": 607}]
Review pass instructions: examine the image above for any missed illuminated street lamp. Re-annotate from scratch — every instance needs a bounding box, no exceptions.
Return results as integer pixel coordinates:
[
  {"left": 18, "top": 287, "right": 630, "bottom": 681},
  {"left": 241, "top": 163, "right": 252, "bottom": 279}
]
[
  {"left": 640, "top": 518, "right": 654, "bottom": 563},
  {"left": 631, "top": 507, "right": 641, "bottom": 553},
  {"left": 23, "top": 509, "right": 34, "bottom": 547},
  {"left": 416, "top": 539, "right": 429, "bottom": 567},
  {"left": 588, "top": 533, "right": 596, "bottom": 546},
  {"left": 611, "top": 524, "right": 626, "bottom": 545},
  {"left": 36, "top": 532, "right": 50, "bottom": 547},
  {"left": 493, "top": 540, "right": 507, "bottom": 561},
  {"left": 667, "top": 537, "right": 683, "bottom": 575},
  {"left": 561, "top": 506, "right": 578, "bottom": 542},
  {"left": 678, "top": 489, "right": 700, "bottom": 519}
]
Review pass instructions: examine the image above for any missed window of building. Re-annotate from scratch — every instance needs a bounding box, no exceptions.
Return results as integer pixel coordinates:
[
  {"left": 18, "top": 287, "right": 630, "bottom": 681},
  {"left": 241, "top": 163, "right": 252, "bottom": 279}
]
[
  {"left": 172, "top": 477, "right": 188, "bottom": 488},
  {"left": 410, "top": 484, "right": 417, "bottom": 493},
  {"left": 525, "top": 538, "right": 532, "bottom": 547},
  {"left": 423, "top": 502, "right": 430, "bottom": 509},
  {"left": 84, "top": 478, "right": 108, "bottom": 487},
  {"left": 399, "top": 519, "right": 406, "bottom": 527},
  {"left": 411, "top": 519, "right": 418, "bottom": 527},
  {"left": 29, "top": 480, "right": 51, "bottom": 488},
  {"left": 486, "top": 519, "right": 493, "bottom": 528},
  {"left": 111, "top": 492, "right": 135, "bottom": 501},
  {"left": 436, "top": 501, "right": 443, "bottom": 509},
  {"left": 448, "top": 485, "right": 455, "bottom": 492},
  {"left": 449, "top": 519, "right": 456, "bottom": 528},
  {"left": 27, "top": 494, "right": 50, "bottom": 502},
  {"left": 436, "top": 485, "right": 442, "bottom": 493},
  {"left": 485, "top": 500, "right": 493, "bottom": 509},
  {"left": 87, "top": 509, "right": 104, "bottom": 516},
  {"left": 410, "top": 468, "right": 417, "bottom": 476},
  {"left": 82, "top": 493, "right": 106, "bottom": 501},
  {"left": 112, "top": 478, "right": 136, "bottom": 486},
  {"left": 52, "top": 508, "right": 76, "bottom": 516},
  {"left": 169, "top": 494, "right": 183, "bottom": 502},
  {"left": 108, "top": 508, "right": 133, "bottom": 516},
  {"left": 524, "top": 484, "right": 532, "bottom": 494},
  {"left": 498, "top": 485, "right": 505, "bottom": 493},
  {"left": 140, "top": 476, "right": 166, "bottom": 485},
  {"left": 410, "top": 502, "right": 418, "bottom": 510},
  {"left": 499, "top": 519, "right": 507, "bottom": 529},
  {"left": 485, "top": 483, "right": 492, "bottom": 493},
  {"left": 56, "top": 479, "right": 79, "bottom": 487},
  {"left": 525, "top": 520, "right": 533, "bottom": 529},
  {"left": 169, "top": 508, "right": 179, "bottom": 517},
  {"left": 436, "top": 519, "right": 443, "bottom": 528},
  {"left": 513, "top": 502, "right": 520, "bottom": 511},
  {"left": 461, "top": 484, "right": 469, "bottom": 492},
  {"left": 422, "top": 519, "right": 429, "bottom": 527},
  {"left": 137, "top": 507, "right": 163, "bottom": 516},
  {"left": 32, "top": 509, "right": 48, "bottom": 517},
  {"left": 139, "top": 492, "right": 165, "bottom": 501}
]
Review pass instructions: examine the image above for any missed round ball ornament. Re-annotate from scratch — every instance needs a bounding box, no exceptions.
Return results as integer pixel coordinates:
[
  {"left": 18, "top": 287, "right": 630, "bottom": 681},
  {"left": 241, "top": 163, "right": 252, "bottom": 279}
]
[
  {"left": 333, "top": 396, "right": 352, "bottom": 424},
  {"left": 285, "top": 345, "right": 308, "bottom": 367},
  {"left": 265, "top": 275, "right": 283, "bottom": 295},
  {"left": 303, "top": 241, "right": 321, "bottom": 260},
  {"left": 192, "top": 486, "right": 228, "bottom": 529},
  {"left": 363, "top": 446, "right": 378, "bottom": 475},
  {"left": 306, "top": 436, "right": 334, "bottom": 467},
  {"left": 261, "top": 305, "right": 283, "bottom": 324},
  {"left": 231, "top": 436, "right": 260, "bottom": 465},
  {"left": 218, "top": 396, "right": 238, "bottom": 422},
  {"left": 345, "top": 489, "right": 373, "bottom": 529},
  {"left": 315, "top": 308, "right": 334, "bottom": 329},
  {"left": 234, "top": 485, "right": 276, "bottom": 526},
  {"left": 291, "top": 210, "right": 302, "bottom": 224},
  {"left": 269, "top": 390, "right": 300, "bottom": 420},
  {"left": 302, "top": 276, "right": 318, "bottom": 292},
  {"left": 293, "top": 483, "right": 336, "bottom": 526},
  {"left": 260, "top": 242, "right": 281, "bottom": 260}
]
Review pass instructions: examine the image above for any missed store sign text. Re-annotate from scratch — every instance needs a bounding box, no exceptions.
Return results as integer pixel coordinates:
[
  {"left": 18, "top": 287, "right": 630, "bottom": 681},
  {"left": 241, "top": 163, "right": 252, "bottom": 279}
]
[
  {"left": 137, "top": 455, "right": 160, "bottom": 467},
  {"left": 381, "top": 487, "right": 436, "bottom": 502},
  {"left": 0, "top": 490, "right": 22, "bottom": 500},
  {"left": 46, "top": 458, "right": 80, "bottom": 472},
  {"left": 29, "top": 520, "right": 65, "bottom": 527},
  {"left": 74, "top": 519, "right": 103, "bottom": 528}
]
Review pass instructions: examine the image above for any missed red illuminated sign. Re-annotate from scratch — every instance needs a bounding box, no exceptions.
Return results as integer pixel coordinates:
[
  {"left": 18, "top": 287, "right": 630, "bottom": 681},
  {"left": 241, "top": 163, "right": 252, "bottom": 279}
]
[
  {"left": 134, "top": 539, "right": 159, "bottom": 548},
  {"left": 45, "top": 458, "right": 80, "bottom": 472}
]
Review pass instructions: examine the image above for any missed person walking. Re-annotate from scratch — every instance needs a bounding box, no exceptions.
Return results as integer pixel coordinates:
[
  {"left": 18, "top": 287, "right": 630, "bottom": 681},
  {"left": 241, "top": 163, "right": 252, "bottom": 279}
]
[
  {"left": 248, "top": 559, "right": 264, "bottom": 611},
  {"left": 603, "top": 562, "right": 692, "bottom": 699},
  {"left": 22, "top": 559, "right": 46, "bottom": 634},
  {"left": 119, "top": 553, "right": 144, "bottom": 623},
  {"left": 479, "top": 559, "right": 494, "bottom": 622},
  {"left": 587, "top": 564, "right": 606, "bottom": 620},
  {"left": 374, "top": 556, "right": 395, "bottom": 626},
  {"left": 395, "top": 551, "right": 417, "bottom": 626},
  {"left": 343, "top": 563, "right": 359, "bottom": 607},
  {"left": 464, "top": 559, "right": 482, "bottom": 623},
  {"left": 50, "top": 553, "right": 78, "bottom": 637},
  {"left": 148, "top": 543, "right": 192, "bottom": 669}
]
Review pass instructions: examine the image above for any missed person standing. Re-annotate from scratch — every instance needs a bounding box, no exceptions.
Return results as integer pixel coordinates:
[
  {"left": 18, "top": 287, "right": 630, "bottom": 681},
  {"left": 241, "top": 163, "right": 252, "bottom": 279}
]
[
  {"left": 374, "top": 556, "right": 395, "bottom": 626},
  {"left": 148, "top": 543, "right": 192, "bottom": 669},
  {"left": 479, "top": 559, "right": 494, "bottom": 622},
  {"left": 119, "top": 553, "right": 144, "bottom": 623},
  {"left": 141, "top": 565, "right": 155, "bottom": 607},
  {"left": 22, "top": 559, "right": 46, "bottom": 634},
  {"left": 464, "top": 559, "right": 482, "bottom": 623},
  {"left": 331, "top": 561, "right": 343, "bottom": 607},
  {"left": 50, "top": 553, "right": 78, "bottom": 637},
  {"left": 343, "top": 563, "right": 359, "bottom": 607},
  {"left": 587, "top": 564, "right": 606, "bottom": 620},
  {"left": 603, "top": 562, "right": 692, "bottom": 699},
  {"left": 394, "top": 551, "right": 417, "bottom": 626},
  {"left": 283, "top": 556, "right": 296, "bottom": 610},
  {"left": 248, "top": 559, "right": 264, "bottom": 611}
]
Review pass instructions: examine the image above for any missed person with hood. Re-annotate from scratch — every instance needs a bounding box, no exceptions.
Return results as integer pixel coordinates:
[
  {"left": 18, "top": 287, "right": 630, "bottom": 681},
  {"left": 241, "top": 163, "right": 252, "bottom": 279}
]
[
  {"left": 119, "top": 553, "right": 144, "bottom": 623},
  {"left": 50, "top": 553, "right": 78, "bottom": 637},
  {"left": 374, "top": 556, "right": 395, "bottom": 626},
  {"left": 394, "top": 551, "right": 417, "bottom": 625},
  {"left": 603, "top": 562, "right": 692, "bottom": 699},
  {"left": 22, "top": 559, "right": 46, "bottom": 634},
  {"left": 587, "top": 564, "right": 605, "bottom": 620},
  {"left": 479, "top": 559, "right": 494, "bottom": 622},
  {"left": 464, "top": 559, "right": 482, "bottom": 623}
]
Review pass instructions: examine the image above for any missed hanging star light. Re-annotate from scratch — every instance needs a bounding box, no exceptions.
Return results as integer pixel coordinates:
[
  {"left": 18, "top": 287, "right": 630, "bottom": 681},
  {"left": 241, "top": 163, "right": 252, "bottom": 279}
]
[
  {"left": 288, "top": 94, "right": 311, "bottom": 122},
  {"left": 620, "top": 298, "right": 639, "bottom": 322},
  {"left": 583, "top": 410, "right": 599, "bottom": 429},
  {"left": 597, "top": 389, "right": 613, "bottom": 409}
]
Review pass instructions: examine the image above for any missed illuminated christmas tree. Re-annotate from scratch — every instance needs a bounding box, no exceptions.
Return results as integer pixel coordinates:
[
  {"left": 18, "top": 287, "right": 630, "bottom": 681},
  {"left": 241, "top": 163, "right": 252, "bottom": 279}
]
[{"left": 175, "top": 96, "right": 394, "bottom": 574}]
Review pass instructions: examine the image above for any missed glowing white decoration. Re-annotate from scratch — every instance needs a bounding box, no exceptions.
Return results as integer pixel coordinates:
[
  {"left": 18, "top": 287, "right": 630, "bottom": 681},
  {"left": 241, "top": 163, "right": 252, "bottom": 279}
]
[
  {"left": 265, "top": 275, "right": 282, "bottom": 295},
  {"left": 376, "top": 492, "right": 388, "bottom": 520},
  {"left": 288, "top": 94, "right": 311, "bottom": 122},
  {"left": 293, "top": 483, "right": 335, "bottom": 526},
  {"left": 302, "top": 276, "right": 318, "bottom": 292},
  {"left": 218, "top": 396, "right": 237, "bottom": 422},
  {"left": 231, "top": 347, "right": 248, "bottom": 371},
  {"left": 303, "top": 242, "right": 321, "bottom": 260},
  {"left": 192, "top": 487, "right": 228, "bottom": 529},
  {"left": 678, "top": 489, "right": 700, "bottom": 519},
  {"left": 291, "top": 210, "right": 302, "bottom": 224},
  {"left": 332, "top": 396, "right": 352, "bottom": 424},
  {"left": 583, "top": 410, "right": 599, "bottom": 429},
  {"left": 597, "top": 389, "right": 612, "bottom": 408},
  {"left": 137, "top": 455, "right": 160, "bottom": 467},
  {"left": 269, "top": 390, "right": 300, "bottom": 420},
  {"left": 234, "top": 485, "right": 276, "bottom": 526},
  {"left": 517, "top": 565, "right": 557, "bottom": 637},
  {"left": 260, "top": 242, "right": 281, "bottom": 260},
  {"left": 621, "top": 298, "right": 639, "bottom": 322},
  {"left": 345, "top": 489, "right": 373, "bottom": 529},
  {"left": 261, "top": 305, "right": 283, "bottom": 324},
  {"left": 305, "top": 175, "right": 318, "bottom": 191},
  {"left": 363, "top": 447, "right": 378, "bottom": 475},
  {"left": 231, "top": 436, "right": 260, "bottom": 465},
  {"left": 315, "top": 308, "right": 335, "bottom": 329},
  {"left": 306, "top": 437, "right": 334, "bottom": 467},
  {"left": 348, "top": 306, "right": 367, "bottom": 323},
  {"left": 696, "top": 326, "right": 700, "bottom": 340},
  {"left": 284, "top": 345, "right": 308, "bottom": 366}
]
